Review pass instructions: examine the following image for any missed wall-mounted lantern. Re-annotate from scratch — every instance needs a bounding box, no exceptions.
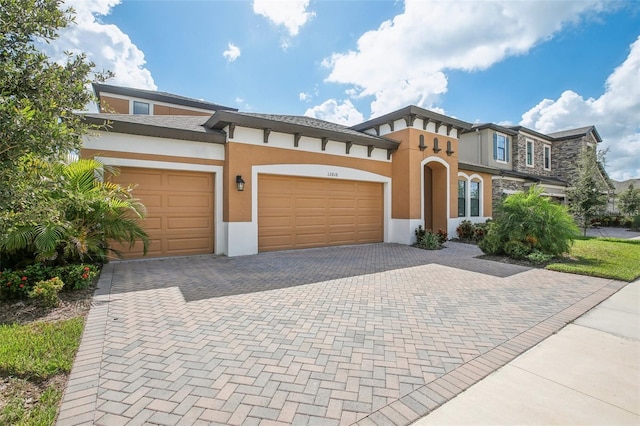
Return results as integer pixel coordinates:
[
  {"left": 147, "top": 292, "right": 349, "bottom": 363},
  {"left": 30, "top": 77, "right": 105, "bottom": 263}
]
[{"left": 236, "top": 175, "right": 245, "bottom": 191}]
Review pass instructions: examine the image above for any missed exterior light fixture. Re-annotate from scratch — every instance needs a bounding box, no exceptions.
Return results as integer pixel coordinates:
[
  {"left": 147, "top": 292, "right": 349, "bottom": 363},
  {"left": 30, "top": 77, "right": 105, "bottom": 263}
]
[{"left": 236, "top": 175, "right": 245, "bottom": 191}]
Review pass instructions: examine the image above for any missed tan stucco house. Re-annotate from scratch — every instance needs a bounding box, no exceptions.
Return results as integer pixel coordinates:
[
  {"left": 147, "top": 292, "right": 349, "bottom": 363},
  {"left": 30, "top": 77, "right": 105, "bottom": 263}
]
[{"left": 82, "top": 83, "right": 607, "bottom": 259}]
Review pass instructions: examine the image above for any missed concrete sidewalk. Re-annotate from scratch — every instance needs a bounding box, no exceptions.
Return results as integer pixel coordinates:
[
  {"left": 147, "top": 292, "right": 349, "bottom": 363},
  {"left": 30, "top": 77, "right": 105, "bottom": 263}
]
[{"left": 414, "top": 280, "right": 640, "bottom": 425}]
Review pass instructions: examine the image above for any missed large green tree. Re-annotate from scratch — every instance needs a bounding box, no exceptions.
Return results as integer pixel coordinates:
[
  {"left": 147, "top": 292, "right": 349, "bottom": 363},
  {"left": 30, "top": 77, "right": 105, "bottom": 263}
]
[
  {"left": 567, "top": 146, "right": 609, "bottom": 236},
  {"left": 1, "top": 0, "right": 98, "bottom": 207},
  {"left": 618, "top": 184, "right": 640, "bottom": 216}
]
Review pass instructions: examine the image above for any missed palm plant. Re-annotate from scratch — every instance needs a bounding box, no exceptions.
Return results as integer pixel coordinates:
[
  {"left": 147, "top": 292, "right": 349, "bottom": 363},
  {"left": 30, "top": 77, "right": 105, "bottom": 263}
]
[{"left": 0, "top": 157, "right": 149, "bottom": 265}]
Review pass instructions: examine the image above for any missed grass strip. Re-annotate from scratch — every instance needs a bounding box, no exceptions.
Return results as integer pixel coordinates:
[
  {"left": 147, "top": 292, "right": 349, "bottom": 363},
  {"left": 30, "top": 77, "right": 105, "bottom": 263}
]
[
  {"left": 547, "top": 238, "right": 640, "bottom": 282},
  {"left": 0, "top": 317, "right": 84, "bottom": 380}
]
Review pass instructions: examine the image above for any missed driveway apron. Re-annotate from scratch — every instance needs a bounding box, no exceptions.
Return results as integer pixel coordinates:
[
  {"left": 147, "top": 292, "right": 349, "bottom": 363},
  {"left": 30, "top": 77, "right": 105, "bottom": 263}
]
[{"left": 57, "top": 243, "right": 627, "bottom": 425}]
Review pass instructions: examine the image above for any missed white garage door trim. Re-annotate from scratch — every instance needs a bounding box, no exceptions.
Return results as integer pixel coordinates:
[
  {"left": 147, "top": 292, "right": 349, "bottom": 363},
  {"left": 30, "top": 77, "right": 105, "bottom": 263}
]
[
  {"left": 226, "top": 164, "right": 391, "bottom": 257},
  {"left": 96, "top": 157, "right": 225, "bottom": 255}
]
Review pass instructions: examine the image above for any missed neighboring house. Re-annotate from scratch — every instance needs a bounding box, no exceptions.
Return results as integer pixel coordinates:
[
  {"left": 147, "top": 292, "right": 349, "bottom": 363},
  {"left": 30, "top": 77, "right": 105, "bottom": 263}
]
[
  {"left": 459, "top": 123, "right": 612, "bottom": 211},
  {"left": 81, "top": 84, "right": 609, "bottom": 259}
]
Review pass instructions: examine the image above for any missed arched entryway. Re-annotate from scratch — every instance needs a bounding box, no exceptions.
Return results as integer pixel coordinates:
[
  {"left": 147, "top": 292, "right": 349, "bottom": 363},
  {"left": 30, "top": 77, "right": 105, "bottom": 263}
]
[{"left": 422, "top": 158, "right": 449, "bottom": 232}]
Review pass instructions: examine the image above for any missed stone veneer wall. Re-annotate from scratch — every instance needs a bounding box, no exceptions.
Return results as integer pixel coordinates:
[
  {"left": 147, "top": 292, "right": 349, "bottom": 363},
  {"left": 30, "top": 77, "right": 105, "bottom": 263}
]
[
  {"left": 513, "top": 134, "right": 554, "bottom": 178},
  {"left": 552, "top": 135, "right": 594, "bottom": 184},
  {"left": 491, "top": 178, "right": 526, "bottom": 212}
]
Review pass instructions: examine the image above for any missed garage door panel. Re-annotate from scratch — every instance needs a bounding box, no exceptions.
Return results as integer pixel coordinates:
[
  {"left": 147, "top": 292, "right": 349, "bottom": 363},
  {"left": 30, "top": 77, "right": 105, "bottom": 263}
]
[
  {"left": 259, "top": 175, "right": 383, "bottom": 252},
  {"left": 133, "top": 193, "right": 163, "bottom": 208},
  {"left": 166, "top": 174, "right": 213, "bottom": 190},
  {"left": 329, "top": 198, "right": 356, "bottom": 208},
  {"left": 109, "top": 167, "right": 214, "bottom": 259},
  {"left": 166, "top": 216, "right": 211, "bottom": 231},
  {"left": 295, "top": 197, "right": 326, "bottom": 209},
  {"left": 167, "top": 195, "right": 212, "bottom": 209}
]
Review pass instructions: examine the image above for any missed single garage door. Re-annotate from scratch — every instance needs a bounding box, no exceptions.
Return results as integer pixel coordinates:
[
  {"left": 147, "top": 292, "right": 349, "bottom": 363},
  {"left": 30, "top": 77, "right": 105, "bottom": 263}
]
[
  {"left": 258, "top": 174, "right": 383, "bottom": 252},
  {"left": 109, "top": 167, "right": 214, "bottom": 259}
]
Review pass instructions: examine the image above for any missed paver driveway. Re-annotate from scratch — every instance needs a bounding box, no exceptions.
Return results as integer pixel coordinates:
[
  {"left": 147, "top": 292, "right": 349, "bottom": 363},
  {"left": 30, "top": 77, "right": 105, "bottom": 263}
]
[{"left": 57, "top": 243, "right": 626, "bottom": 426}]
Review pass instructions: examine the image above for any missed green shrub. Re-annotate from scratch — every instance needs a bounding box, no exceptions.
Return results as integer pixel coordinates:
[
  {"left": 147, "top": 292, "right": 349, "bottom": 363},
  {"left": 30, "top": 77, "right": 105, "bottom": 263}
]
[
  {"left": 527, "top": 250, "right": 554, "bottom": 264},
  {"left": 56, "top": 264, "right": 98, "bottom": 290},
  {"left": 0, "top": 263, "right": 98, "bottom": 300},
  {"left": 456, "top": 220, "right": 475, "bottom": 240},
  {"left": 416, "top": 229, "right": 442, "bottom": 250},
  {"left": 632, "top": 215, "right": 640, "bottom": 231},
  {"left": 504, "top": 240, "right": 531, "bottom": 259},
  {"left": 29, "top": 277, "right": 64, "bottom": 308},
  {"left": 479, "top": 186, "right": 579, "bottom": 258},
  {"left": 478, "top": 227, "right": 502, "bottom": 254},
  {"left": 435, "top": 229, "right": 448, "bottom": 244}
]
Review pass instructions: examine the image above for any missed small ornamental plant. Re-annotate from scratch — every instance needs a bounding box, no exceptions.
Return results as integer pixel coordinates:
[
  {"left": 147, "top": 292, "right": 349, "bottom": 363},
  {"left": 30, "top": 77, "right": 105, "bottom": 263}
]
[
  {"left": 29, "top": 277, "right": 65, "bottom": 308},
  {"left": 0, "top": 270, "right": 31, "bottom": 300}
]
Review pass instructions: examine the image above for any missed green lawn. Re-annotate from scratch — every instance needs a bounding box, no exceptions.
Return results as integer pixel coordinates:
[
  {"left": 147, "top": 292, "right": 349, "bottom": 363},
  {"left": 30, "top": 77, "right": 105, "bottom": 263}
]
[
  {"left": 547, "top": 238, "right": 640, "bottom": 282},
  {"left": 0, "top": 317, "right": 84, "bottom": 425}
]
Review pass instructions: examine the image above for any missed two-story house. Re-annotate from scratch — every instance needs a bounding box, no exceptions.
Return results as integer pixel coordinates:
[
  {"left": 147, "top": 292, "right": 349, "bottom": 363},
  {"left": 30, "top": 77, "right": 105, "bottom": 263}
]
[{"left": 459, "top": 123, "right": 612, "bottom": 211}]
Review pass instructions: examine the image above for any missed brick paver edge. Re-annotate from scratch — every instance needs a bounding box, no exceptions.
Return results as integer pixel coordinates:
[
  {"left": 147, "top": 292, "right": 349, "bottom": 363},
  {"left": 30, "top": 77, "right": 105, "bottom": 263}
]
[
  {"left": 356, "top": 278, "right": 629, "bottom": 426},
  {"left": 56, "top": 263, "right": 115, "bottom": 426}
]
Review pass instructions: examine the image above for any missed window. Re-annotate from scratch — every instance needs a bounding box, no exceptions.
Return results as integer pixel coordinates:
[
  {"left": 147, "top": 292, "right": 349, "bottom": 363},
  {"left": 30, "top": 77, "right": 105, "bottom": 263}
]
[
  {"left": 544, "top": 145, "right": 551, "bottom": 170},
  {"left": 458, "top": 180, "right": 466, "bottom": 217},
  {"left": 493, "top": 133, "right": 509, "bottom": 162},
  {"left": 526, "top": 140, "right": 534, "bottom": 167},
  {"left": 133, "top": 101, "right": 150, "bottom": 115},
  {"left": 470, "top": 181, "right": 480, "bottom": 217}
]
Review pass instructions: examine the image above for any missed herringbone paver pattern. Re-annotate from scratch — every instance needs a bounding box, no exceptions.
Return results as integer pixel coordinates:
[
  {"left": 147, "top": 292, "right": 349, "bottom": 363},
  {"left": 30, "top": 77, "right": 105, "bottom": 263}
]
[{"left": 57, "top": 243, "right": 626, "bottom": 425}]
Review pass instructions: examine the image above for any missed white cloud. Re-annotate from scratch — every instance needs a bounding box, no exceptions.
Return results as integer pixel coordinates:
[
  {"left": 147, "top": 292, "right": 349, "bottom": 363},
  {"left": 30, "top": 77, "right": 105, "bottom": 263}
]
[
  {"left": 43, "top": 0, "right": 156, "bottom": 89},
  {"left": 305, "top": 99, "right": 364, "bottom": 126},
  {"left": 323, "top": 0, "right": 607, "bottom": 118},
  {"left": 299, "top": 92, "right": 311, "bottom": 102},
  {"left": 520, "top": 36, "right": 640, "bottom": 180},
  {"left": 223, "top": 43, "right": 241, "bottom": 62},
  {"left": 253, "top": 0, "right": 315, "bottom": 36}
]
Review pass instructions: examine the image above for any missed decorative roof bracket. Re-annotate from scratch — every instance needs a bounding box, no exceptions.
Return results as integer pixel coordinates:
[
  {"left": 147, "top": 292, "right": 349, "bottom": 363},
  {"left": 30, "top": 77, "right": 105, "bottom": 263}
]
[
  {"left": 404, "top": 114, "right": 416, "bottom": 127},
  {"left": 263, "top": 128, "right": 271, "bottom": 143}
]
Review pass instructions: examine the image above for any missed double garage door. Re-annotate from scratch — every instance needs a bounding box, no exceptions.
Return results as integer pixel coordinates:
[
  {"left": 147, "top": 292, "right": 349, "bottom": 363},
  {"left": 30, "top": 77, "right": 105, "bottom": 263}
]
[
  {"left": 110, "top": 169, "right": 383, "bottom": 258},
  {"left": 258, "top": 175, "right": 384, "bottom": 252},
  {"left": 109, "top": 168, "right": 215, "bottom": 259}
]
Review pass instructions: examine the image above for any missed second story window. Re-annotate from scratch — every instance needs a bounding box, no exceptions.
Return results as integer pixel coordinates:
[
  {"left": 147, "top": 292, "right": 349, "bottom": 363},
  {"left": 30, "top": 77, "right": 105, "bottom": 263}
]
[
  {"left": 526, "top": 140, "right": 534, "bottom": 167},
  {"left": 493, "top": 133, "right": 509, "bottom": 163},
  {"left": 544, "top": 145, "right": 551, "bottom": 170},
  {"left": 133, "top": 101, "right": 150, "bottom": 115}
]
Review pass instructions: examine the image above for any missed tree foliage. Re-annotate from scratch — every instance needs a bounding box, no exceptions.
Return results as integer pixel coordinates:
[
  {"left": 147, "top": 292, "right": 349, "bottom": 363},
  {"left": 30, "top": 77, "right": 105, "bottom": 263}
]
[
  {"left": 0, "top": 0, "right": 98, "bottom": 207},
  {"left": 0, "top": 157, "right": 149, "bottom": 267},
  {"left": 479, "top": 186, "right": 579, "bottom": 258},
  {"left": 618, "top": 184, "right": 640, "bottom": 216},
  {"left": 566, "top": 146, "right": 609, "bottom": 236}
]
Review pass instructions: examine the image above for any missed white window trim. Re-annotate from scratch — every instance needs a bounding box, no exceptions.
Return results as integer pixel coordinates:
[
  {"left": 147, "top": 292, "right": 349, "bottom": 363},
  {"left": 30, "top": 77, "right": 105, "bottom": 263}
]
[
  {"left": 495, "top": 134, "right": 508, "bottom": 164},
  {"left": 457, "top": 172, "right": 484, "bottom": 218},
  {"left": 526, "top": 139, "right": 535, "bottom": 168},
  {"left": 132, "top": 100, "right": 152, "bottom": 115},
  {"left": 543, "top": 144, "right": 551, "bottom": 171}
]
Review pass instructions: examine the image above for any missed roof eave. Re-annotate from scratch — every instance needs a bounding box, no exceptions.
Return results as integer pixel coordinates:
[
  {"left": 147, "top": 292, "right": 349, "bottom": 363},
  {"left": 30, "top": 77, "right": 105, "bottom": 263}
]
[
  {"left": 206, "top": 112, "right": 399, "bottom": 150},
  {"left": 350, "top": 105, "right": 471, "bottom": 133},
  {"left": 82, "top": 115, "right": 226, "bottom": 144},
  {"left": 92, "top": 83, "right": 238, "bottom": 113}
]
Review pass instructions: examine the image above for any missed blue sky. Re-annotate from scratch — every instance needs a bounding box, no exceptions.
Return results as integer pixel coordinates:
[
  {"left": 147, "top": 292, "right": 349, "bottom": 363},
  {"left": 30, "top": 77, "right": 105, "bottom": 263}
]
[{"left": 53, "top": 0, "right": 640, "bottom": 180}]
